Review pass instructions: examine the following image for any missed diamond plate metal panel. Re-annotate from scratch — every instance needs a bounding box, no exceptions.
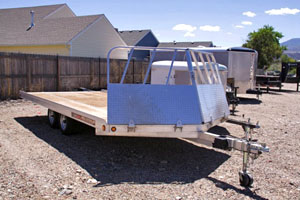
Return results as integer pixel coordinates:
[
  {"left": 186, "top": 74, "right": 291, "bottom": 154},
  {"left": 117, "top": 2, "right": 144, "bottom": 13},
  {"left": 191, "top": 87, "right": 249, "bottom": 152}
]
[
  {"left": 107, "top": 84, "right": 202, "bottom": 125},
  {"left": 197, "top": 84, "right": 230, "bottom": 123}
]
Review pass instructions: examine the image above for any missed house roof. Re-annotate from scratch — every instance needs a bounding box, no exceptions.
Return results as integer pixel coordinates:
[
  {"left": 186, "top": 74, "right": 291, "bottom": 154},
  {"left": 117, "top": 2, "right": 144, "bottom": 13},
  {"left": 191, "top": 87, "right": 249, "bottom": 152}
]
[
  {"left": 0, "top": 4, "right": 103, "bottom": 46},
  {"left": 118, "top": 29, "right": 153, "bottom": 46},
  {"left": 158, "top": 41, "right": 214, "bottom": 48},
  {"left": 0, "top": 4, "right": 66, "bottom": 21}
]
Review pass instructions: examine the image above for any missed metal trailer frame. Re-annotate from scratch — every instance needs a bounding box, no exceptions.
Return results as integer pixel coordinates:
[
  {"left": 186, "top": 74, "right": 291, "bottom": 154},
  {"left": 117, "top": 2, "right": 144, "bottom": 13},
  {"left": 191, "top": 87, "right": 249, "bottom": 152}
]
[
  {"left": 256, "top": 75, "right": 282, "bottom": 92},
  {"left": 20, "top": 46, "right": 269, "bottom": 187},
  {"left": 257, "top": 62, "right": 300, "bottom": 93},
  {"left": 281, "top": 62, "right": 300, "bottom": 91}
]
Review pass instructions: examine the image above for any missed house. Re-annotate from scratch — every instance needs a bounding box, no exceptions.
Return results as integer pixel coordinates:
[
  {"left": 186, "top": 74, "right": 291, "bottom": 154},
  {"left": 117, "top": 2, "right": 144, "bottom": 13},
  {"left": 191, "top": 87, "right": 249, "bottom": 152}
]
[
  {"left": 158, "top": 41, "right": 214, "bottom": 48},
  {"left": 119, "top": 29, "right": 159, "bottom": 60},
  {"left": 0, "top": 4, "right": 127, "bottom": 58}
]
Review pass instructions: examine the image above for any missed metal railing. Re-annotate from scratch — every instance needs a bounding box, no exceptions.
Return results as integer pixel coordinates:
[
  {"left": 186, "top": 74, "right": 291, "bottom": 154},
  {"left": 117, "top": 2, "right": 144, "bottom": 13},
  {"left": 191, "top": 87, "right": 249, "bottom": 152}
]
[{"left": 107, "top": 46, "right": 222, "bottom": 86}]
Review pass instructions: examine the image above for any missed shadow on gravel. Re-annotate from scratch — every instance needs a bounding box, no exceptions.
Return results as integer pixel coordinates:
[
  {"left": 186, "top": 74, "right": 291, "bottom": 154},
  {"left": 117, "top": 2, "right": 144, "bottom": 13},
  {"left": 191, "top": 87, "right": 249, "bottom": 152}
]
[
  {"left": 277, "top": 88, "right": 299, "bottom": 93},
  {"left": 206, "top": 177, "right": 267, "bottom": 200},
  {"left": 238, "top": 97, "right": 262, "bottom": 105},
  {"left": 15, "top": 116, "right": 230, "bottom": 186},
  {"left": 260, "top": 88, "right": 299, "bottom": 94}
]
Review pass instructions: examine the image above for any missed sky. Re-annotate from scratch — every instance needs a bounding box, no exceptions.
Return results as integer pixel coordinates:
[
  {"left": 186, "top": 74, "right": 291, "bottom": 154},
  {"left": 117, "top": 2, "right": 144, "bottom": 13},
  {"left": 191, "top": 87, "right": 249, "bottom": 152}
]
[{"left": 1, "top": 0, "right": 299, "bottom": 47}]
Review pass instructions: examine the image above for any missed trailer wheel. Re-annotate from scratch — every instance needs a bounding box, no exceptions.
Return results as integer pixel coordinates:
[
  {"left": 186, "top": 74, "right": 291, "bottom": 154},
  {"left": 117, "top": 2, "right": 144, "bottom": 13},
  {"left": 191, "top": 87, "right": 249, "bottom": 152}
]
[
  {"left": 239, "top": 172, "right": 253, "bottom": 187},
  {"left": 48, "top": 109, "right": 59, "bottom": 128},
  {"left": 59, "top": 114, "right": 74, "bottom": 135}
]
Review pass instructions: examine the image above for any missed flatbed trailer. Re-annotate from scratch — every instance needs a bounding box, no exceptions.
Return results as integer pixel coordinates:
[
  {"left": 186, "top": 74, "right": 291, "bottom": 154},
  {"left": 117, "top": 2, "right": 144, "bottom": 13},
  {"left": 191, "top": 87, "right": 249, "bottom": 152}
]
[
  {"left": 21, "top": 90, "right": 224, "bottom": 138},
  {"left": 256, "top": 75, "right": 282, "bottom": 92},
  {"left": 21, "top": 46, "right": 269, "bottom": 187}
]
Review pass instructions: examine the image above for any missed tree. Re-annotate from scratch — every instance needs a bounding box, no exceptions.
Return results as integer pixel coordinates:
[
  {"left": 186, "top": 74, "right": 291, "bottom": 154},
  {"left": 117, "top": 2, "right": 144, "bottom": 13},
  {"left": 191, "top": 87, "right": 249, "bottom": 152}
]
[
  {"left": 280, "top": 54, "right": 296, "bottom": 63},
  {"left": 243, "top": 25, "right": 285, "bottom": 69}
]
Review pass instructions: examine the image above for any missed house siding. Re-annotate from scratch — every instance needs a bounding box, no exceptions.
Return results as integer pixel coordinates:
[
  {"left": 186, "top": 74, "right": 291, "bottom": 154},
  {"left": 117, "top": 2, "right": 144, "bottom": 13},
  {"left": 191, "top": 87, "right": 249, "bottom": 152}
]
[
  {"left": 0, "top": 45, "right": 70, "bottom": 56},
  {"left": 71, "top": 16, "right": 127, "bottom": 59}
]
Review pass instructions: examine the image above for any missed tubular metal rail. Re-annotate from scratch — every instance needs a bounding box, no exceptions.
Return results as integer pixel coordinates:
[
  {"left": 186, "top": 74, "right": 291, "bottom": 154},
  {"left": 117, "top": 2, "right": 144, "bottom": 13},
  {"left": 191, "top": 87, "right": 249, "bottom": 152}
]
[{"left": 107, "top": 46, "right": 223, "bottom": 86}]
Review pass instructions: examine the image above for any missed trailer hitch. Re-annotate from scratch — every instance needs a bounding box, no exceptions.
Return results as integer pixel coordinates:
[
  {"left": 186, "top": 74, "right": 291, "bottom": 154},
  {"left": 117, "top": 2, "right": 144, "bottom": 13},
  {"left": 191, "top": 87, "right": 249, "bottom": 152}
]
[
  {"left": 233, "top": 123, "right": 269, "bottom": 187},
  {"left": 185, "top": 118, "right": 269, "bottom": 187}
]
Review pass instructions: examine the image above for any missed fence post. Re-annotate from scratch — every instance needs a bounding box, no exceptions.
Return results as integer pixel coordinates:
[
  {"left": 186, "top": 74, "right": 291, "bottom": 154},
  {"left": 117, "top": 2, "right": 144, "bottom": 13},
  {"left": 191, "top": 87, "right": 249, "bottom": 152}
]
[
  {"left": 99, "top": 57, "right": 101, "bottom": 89},
  {"left": 26, "top": 55, "right": 31, "bottom": 92},
  {"left": 56, "top": 55, "right": 61, "bottom": 91},
  {"left": 132, "top": 59, "right": 135, "bottom": 84},
  {"left": 90, "top": 59, "right": 94, "bottom": 88}
]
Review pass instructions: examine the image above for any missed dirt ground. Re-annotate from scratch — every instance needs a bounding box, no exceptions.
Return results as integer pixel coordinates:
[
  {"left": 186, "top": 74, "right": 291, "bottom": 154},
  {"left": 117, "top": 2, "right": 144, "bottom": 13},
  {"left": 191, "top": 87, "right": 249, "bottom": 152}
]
[{"left": 0, "top": 83, "right": 300, "bottom": 200}]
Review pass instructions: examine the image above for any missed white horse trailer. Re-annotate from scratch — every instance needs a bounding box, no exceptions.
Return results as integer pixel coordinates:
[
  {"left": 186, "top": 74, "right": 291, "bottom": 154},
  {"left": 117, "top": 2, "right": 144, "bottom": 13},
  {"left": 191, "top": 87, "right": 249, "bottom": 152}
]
[{"left": 21, "top": 46, "right": 268, "bottom": 187}]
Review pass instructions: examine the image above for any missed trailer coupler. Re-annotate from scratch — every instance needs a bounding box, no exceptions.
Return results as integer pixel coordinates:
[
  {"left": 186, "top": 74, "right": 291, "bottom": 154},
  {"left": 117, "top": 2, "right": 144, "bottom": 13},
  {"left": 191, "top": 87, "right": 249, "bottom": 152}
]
[{"left": 185, "top": 120, "right": 269, "bottom": 187}]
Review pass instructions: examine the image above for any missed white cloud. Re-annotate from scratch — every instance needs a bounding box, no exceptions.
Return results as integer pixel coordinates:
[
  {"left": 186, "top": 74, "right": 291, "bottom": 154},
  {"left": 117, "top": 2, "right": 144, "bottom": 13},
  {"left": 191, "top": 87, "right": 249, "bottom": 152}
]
[
  {"left": 243, "top": 11, "right": 256, "bottom": 17},
  {"left": 241, "top": 21, "right": 253, "bottom": 25},
  {"left": 184, "top": 32, "right": 195, "bottom": 37},
  {"left": 199, "top": 25, "right": 220, "bottom": 32},
  {"left": 227, "top": 32, "right": 232, "bottom": 35},
  {"left": 235, "top": 25, "right": 244, "bottom": 29},
  {"left": 152, "top": 30, "right": 160, "bottom": 37},
  {"left": 265, "top": 8, "right": 300, "bottom": 15},
  {"left": 172, "top": 24, "right": 197, "bottom": 32}
]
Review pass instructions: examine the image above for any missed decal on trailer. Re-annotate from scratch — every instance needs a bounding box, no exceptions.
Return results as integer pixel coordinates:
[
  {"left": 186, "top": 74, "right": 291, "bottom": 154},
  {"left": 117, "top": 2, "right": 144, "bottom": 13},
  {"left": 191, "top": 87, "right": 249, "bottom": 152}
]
[{"left": 71, "top": 112, "right": 95, "bottom": 125}]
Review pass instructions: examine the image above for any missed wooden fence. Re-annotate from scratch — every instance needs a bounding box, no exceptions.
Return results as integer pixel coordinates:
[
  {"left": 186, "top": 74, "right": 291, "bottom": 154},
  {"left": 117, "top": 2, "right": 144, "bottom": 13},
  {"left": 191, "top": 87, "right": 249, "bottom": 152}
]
[{"left": 0, "top": 52, "right": 150, "bottom": 100}]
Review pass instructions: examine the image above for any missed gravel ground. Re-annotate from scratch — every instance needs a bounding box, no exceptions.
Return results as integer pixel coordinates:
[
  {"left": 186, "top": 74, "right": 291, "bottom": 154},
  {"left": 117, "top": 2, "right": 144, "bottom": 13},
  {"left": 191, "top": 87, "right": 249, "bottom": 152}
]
[{"left": 0, "top": 83, "right": 300, "bottom": 200}]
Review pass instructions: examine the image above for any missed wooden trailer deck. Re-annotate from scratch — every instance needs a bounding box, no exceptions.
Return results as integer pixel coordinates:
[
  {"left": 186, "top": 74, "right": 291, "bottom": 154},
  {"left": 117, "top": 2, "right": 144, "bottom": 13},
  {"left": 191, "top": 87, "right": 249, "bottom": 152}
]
[
  {"left": 42, "top": 91, "right": 108, "bottom": 108},
  {"left": 20, "top": 91, "right": 108, "bottom": 127}
]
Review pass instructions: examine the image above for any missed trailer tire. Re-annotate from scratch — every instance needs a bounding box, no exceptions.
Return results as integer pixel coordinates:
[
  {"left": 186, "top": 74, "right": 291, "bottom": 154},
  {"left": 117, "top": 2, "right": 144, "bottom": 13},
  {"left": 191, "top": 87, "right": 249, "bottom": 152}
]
[
  {"left": 239, "top": 172, "right": 253, "bottom": 187},
  {"left": 48, "top": 109, "right": 59, "bottom": 128},
  {"left": 59, "top": 114, "right": 74, "bottom": 135}
]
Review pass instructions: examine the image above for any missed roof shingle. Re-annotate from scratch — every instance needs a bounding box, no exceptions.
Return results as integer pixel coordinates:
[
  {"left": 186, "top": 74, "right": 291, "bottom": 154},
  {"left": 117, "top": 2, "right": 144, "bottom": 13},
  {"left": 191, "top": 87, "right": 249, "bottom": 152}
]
[
  {"left": 118, "top": 30, "right": 152, "bottom": 46},
  {"left": 0, "top": 4, "right": 102, "bottom": 45}
]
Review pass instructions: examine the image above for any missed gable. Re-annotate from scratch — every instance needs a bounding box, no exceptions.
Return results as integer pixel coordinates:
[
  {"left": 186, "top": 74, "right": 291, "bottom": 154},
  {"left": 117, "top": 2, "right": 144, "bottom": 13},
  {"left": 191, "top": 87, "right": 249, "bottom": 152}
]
[
  {"left": 136, "top": 31, "right": 159, "bottom": 47},
  {"left": 70, "top": 15, "right": 127, "bottom": 58},
  {"left": 119, "top": 30, "right": 152, "bottom": 46}
]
